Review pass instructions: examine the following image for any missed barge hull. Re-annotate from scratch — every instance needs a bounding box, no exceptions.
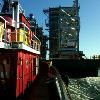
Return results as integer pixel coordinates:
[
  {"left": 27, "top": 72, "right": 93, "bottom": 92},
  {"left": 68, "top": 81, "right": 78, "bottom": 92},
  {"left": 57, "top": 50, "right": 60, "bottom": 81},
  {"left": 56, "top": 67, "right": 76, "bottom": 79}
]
[{"left": 52, "top": 59, "right": 100, "bottom": 78}]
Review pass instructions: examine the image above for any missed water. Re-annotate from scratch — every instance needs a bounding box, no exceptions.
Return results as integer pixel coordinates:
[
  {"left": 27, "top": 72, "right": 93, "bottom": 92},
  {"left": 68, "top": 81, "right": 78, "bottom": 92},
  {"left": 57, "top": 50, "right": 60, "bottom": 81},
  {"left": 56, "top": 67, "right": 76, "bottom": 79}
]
[{"left": 68, "top": 77, "right": 100, "bottom": 100}]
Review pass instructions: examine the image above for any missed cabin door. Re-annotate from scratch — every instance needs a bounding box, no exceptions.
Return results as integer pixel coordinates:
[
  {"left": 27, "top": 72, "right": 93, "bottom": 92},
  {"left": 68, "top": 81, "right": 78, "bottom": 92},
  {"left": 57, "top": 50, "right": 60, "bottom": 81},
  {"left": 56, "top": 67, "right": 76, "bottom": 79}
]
[{"left": 16, "top": 56, "right": 23, "bottom": 97}]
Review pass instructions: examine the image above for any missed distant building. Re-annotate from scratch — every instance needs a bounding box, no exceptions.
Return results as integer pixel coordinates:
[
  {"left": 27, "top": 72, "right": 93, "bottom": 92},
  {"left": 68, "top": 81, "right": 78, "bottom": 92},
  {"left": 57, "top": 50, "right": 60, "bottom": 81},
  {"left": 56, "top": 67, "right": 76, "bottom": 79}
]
[{"left": 43, "top": 3, "right": 81, "bottom": 59}]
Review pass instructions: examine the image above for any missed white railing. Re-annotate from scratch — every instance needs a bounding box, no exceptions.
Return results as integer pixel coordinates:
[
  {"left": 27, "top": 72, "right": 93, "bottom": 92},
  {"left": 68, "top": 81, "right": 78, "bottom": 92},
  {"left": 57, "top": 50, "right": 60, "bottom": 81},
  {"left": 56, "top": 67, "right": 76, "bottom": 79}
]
[{"left": 0, "top": 17, "right": 41, "bottom": 53}]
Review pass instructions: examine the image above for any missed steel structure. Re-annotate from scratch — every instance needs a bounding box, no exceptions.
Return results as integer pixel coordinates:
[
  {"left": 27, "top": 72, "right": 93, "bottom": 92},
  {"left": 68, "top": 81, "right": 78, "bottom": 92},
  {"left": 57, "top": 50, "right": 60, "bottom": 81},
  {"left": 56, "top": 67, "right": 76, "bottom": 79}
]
[{"left": 43, "top": 0, "right": 81, "bottom": 59}]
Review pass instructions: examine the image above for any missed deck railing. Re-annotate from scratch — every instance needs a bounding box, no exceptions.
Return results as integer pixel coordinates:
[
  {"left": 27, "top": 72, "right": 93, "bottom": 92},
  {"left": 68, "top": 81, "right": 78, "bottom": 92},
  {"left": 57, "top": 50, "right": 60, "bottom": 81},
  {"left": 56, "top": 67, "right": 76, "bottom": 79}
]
[
  {"left": 0, "top": 18, "right": 41, "bottom": 52},
  {"left": 49, "top": 64, "right": 72, "bottom": 100}
]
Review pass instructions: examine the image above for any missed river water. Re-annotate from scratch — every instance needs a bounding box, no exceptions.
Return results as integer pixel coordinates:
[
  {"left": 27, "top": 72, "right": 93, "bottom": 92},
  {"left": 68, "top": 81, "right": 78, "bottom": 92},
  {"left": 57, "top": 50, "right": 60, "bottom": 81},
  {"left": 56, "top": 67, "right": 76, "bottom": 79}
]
[{"left": 68, "top": 77, "right": 100, "bottom": 100}]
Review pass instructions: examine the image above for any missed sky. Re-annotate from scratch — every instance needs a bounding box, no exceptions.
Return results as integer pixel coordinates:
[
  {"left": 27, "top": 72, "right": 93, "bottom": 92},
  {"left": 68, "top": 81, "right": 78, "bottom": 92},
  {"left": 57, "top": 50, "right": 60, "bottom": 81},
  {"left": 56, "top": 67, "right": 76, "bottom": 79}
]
[{"left": 1, "top": 0, "right": 100, "bottom": 58}]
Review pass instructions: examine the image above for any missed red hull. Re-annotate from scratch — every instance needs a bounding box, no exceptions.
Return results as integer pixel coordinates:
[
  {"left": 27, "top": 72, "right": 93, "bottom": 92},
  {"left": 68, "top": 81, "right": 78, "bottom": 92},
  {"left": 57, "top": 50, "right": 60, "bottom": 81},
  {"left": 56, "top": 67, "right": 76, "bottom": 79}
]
[{"left": 0, "top": 49, "right": 39, "bottom": 98}]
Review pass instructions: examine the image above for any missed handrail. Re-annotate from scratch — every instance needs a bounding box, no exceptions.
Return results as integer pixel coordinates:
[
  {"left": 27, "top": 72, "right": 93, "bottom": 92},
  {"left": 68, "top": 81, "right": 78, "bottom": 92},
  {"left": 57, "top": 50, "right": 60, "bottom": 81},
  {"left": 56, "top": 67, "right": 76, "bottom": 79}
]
[
  {"left": 0, "top": 17, "right": 41, "bottom": 51},
  {"left": 0, "top": 16, "right": 10, "bottom": 28},
  {"left": 49, "top": 64, "right": 72, "bottom": 100},
  {"left": 16, "top": 22, "right": 40, "bottom": 42}
]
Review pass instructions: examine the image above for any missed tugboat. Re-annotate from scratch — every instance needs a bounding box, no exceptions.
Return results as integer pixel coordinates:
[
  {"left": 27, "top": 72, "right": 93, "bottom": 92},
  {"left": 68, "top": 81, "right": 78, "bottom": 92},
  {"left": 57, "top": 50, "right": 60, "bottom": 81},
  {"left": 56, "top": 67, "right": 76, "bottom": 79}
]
[{"left": 0, "top": 0, "right": 41, "bottom": 98}]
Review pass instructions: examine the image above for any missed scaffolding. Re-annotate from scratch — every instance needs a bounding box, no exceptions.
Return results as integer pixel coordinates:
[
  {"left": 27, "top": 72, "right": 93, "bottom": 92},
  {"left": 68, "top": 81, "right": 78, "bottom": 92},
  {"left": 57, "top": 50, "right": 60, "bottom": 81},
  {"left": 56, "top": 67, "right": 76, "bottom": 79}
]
[{"left": 43, "top": 0, "right": 81, "bottom": 59}]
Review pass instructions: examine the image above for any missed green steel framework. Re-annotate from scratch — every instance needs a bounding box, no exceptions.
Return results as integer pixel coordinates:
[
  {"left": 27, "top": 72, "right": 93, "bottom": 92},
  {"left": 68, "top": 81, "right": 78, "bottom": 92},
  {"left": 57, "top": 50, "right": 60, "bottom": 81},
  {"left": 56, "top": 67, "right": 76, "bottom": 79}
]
[{"left": 43, "top": 0, "right": 80, "bottom": 59}]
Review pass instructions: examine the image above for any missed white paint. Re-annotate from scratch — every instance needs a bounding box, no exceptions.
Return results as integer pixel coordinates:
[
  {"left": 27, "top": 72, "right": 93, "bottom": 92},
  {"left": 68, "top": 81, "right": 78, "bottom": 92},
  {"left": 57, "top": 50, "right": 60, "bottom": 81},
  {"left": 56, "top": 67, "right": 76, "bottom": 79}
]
[
  {"left": 0, "top": 42, "right": 40, "bottom": 55},
  {"left": 98, "top": 67, "right": 100, "bottom": 76},
  {"left": 0, "top": 42, "right": 5, "bottom": 48},
  {"left": 36, "top": 57, "right": 39, "bottom": 75},
  {"left": 36, "top": 67, "right": 39, "bottom": 75},
  {"left": 22, "top": 44, "right": 40, "bottom": 54}
]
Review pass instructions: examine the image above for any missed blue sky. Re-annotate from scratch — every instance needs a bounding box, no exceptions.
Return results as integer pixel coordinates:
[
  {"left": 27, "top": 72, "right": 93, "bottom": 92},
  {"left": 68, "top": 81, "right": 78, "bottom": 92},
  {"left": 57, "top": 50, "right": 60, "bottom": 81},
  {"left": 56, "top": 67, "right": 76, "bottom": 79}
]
[
  {"left": 20, "top": 0, "right": 100, "bottom": 58},
  {"left": 1, "top": 0, "right": 100, "bottom": 58}
]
